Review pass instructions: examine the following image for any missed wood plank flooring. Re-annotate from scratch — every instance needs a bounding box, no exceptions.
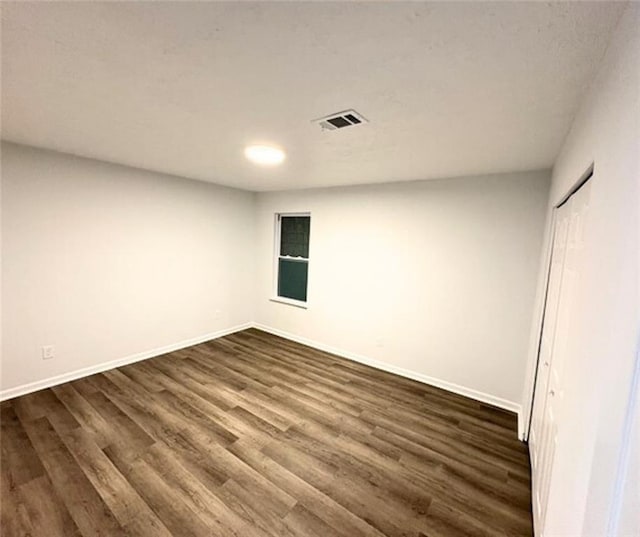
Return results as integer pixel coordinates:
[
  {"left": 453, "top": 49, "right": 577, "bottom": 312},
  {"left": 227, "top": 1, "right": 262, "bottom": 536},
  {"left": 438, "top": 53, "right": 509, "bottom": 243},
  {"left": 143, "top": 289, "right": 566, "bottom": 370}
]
[{"left": 0, "top": 328, "right": 533, "bottom": 536}]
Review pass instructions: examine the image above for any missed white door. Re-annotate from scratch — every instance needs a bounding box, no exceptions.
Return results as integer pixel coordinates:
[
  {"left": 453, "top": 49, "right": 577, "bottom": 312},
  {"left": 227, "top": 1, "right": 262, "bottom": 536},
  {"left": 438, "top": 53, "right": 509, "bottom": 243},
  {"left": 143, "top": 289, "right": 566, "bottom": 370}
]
[{"left": 529, "top": 178, "right": 592, "bottom": 536}]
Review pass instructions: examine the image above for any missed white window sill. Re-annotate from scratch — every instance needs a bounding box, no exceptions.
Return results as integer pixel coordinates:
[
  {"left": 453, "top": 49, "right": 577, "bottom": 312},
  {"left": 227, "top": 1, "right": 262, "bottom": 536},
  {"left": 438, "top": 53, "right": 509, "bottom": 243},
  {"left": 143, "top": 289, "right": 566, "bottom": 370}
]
[{"left": 269, "top": 296, "right": 308, "bottom": 309}]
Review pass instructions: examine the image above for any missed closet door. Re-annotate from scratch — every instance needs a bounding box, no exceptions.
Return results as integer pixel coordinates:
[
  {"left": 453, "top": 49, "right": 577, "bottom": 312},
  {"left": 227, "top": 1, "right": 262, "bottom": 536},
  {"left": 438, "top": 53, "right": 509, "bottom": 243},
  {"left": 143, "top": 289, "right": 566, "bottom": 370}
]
[{"left": 529, "top": 178, "right": 592, "bottom": 536}]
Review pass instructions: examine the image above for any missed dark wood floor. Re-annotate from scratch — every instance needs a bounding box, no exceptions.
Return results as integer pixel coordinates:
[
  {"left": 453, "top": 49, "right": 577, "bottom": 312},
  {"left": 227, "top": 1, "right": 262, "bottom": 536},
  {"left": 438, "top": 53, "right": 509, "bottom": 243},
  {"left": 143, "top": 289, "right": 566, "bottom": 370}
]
[{"left": 1, "top": 328, "right": 532, "bottom": 537}]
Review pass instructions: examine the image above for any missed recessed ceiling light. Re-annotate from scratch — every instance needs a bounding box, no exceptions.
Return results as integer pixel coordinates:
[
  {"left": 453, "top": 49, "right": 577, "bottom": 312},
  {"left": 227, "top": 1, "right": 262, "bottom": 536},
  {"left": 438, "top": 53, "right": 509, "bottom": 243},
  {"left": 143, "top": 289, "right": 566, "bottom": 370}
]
[{"left": 244, "top": 145, "right": 285, "bottom": 166}]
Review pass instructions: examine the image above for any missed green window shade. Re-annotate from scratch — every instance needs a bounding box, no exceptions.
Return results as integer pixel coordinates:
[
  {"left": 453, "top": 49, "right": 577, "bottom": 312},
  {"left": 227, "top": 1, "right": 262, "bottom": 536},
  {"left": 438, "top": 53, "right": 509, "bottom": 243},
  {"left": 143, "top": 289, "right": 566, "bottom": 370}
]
[
  {"left": 280, "top": 216, "right": 310, "bottom": 258},
  {"left": 278, "top": 259, "right": 308, "bottom": 302}
]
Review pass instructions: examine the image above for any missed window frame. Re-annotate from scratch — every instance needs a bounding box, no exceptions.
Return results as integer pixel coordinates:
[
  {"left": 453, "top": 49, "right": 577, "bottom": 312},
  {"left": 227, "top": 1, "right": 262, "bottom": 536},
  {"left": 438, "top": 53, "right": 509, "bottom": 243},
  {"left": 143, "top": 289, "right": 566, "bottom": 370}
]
[{"left": 271, "top": 212, "right": 310, "bottom": 308}]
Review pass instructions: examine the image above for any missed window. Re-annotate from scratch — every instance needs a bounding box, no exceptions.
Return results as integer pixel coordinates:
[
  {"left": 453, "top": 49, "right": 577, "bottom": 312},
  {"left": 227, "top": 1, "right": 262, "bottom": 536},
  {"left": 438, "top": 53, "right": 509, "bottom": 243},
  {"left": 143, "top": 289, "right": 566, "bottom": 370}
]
[{"left": 274, "top": 213, "right": 310, "bottom": 305}]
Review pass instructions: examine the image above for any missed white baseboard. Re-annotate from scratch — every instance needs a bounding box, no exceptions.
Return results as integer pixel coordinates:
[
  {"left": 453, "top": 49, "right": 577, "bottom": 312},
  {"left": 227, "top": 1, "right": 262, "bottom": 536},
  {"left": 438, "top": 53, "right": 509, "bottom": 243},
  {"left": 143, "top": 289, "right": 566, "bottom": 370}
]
[
  {"left": 1, "top": 321, "right": 526, "bottom": 442},
  {"left": 0, "top": 323, "right": 252, "bottom": 401},
  {"left": 253, "top": 323, "right": 524, "bottom": 437},
  {"left": 517, "top": 410, "right": 526, "bottom": 441}
]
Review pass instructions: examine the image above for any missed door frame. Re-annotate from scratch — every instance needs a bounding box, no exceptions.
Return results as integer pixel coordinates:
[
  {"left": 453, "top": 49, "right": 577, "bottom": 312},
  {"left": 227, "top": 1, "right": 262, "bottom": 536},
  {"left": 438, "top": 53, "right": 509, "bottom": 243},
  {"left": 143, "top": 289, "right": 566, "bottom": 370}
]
[{"left": 522, "top": 163, "right": 594, "bottom": 441}]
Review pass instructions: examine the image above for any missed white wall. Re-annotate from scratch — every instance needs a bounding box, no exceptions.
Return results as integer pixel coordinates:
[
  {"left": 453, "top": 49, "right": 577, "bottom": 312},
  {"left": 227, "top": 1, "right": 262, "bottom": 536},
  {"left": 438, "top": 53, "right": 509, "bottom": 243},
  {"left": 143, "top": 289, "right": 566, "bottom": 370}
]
[
  {"left": 1, "top": 142, "right": 255, "bottom": 396},
  {"left": 523, "top": 4, "right": 639, "bottom": 536},
  {"left": 254, "top": 171, "right": 550, "bottom": 411},
  {"left": 616, "top": 370, "right": 639, "bottom": 537}
]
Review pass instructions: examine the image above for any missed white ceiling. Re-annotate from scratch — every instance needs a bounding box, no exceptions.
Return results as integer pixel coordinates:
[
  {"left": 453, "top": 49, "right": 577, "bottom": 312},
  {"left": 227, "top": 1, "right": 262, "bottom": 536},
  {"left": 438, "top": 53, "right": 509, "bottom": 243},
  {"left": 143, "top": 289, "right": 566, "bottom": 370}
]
[{"left": 1, "top": 2, "right": 625, "bottom": 191}]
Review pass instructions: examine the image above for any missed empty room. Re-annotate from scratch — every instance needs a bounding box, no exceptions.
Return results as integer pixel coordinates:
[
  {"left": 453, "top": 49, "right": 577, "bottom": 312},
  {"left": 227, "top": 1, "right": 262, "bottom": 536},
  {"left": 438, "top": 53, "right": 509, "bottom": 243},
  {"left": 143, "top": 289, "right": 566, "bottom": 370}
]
[{"left": 1, "top": 1, "right": 638, "bottom": 536}]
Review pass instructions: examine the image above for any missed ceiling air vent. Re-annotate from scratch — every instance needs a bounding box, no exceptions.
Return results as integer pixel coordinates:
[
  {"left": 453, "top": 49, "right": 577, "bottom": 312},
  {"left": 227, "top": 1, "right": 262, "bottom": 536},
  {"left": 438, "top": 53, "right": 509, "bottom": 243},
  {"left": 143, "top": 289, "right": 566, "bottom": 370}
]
[{"left": 313, "top": 110, "right": 368, "bottom": 131}]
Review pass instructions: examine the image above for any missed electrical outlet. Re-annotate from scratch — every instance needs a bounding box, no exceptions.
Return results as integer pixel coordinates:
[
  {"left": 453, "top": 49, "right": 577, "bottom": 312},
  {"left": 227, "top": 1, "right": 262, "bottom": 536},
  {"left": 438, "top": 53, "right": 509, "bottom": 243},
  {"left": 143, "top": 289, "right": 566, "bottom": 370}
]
[
  {"left": 214, "top": 309, "right": 222, "bottom": 320},
  {"left": 41, "top": 345, "right": 55, "bottom": 360}
]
